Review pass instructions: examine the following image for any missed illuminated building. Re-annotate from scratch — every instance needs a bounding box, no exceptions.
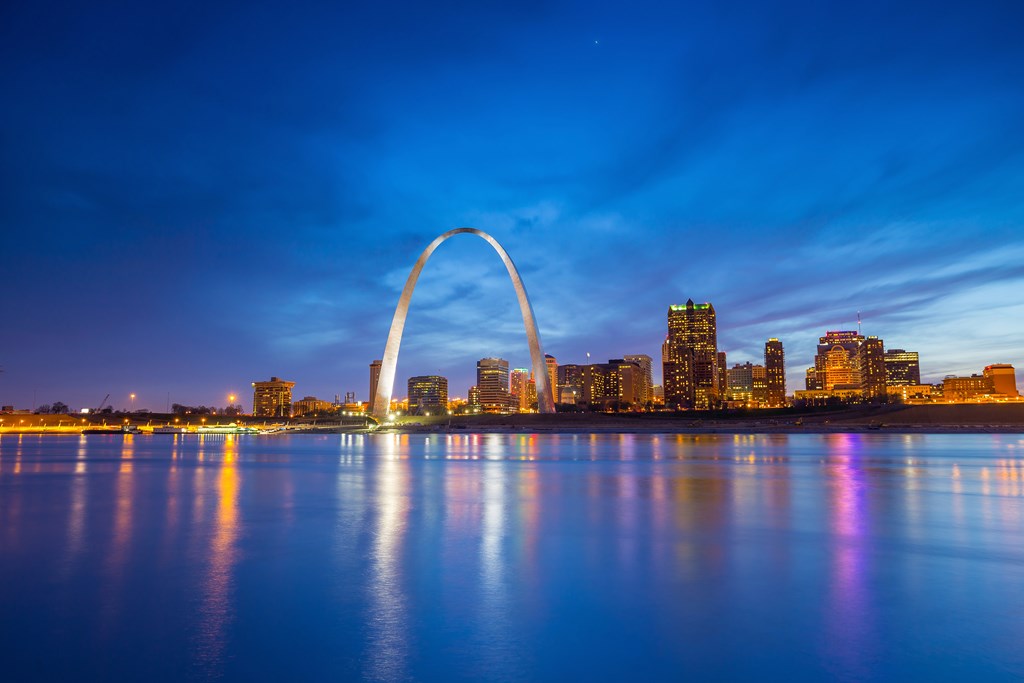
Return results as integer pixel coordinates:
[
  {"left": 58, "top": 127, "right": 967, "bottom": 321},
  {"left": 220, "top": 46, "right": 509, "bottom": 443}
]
[
  {"left": 716, "top": 351, "right": 728, "bottom": 401},
  {"left": 942, "top": 375, "right": 990, "bottom": 402},
  {"left": 292, "top": 396, "right": 334, "bottom": 417},
  {"left": 984, "top": 364, "right": 1019, "bottom": 396},
  {"left": 407, "top": 375, "right": 448, "bottom": 415},
  {"left": 651, "top": 385, "right": 664, "bottom": 404},
  {"left": 764, "top": 339, "right": 786, "bottom": 407},
  {"left": 813, "top": 331, "right": 864, "bottom": 391},
  {"left": 610, "top": 359, "right": 645, "bottom": 407},
  {"left": 545, "top": 355, "right": 558, "bottom": 407},
  {"left": 369, "top": 360, "right": 382, "bottom": 408},
  {"left": 752, "top": 364, "right": 768, "bottom": 405},
  {"left": 251, "top": 376, "right": 295, "bottom": 418},
  {"left": 884, "top": 349, "right": 920, "bottom": 386},
  {"left": 477, "top": 358, "right": 512, "bottom": 413},
  {"left": 510, "top": 368, "right": 531, "bottom": 412},
  {"left": 887, "top": 384, "right": 933, "bottom": 403},
  {"left": 467, "top": 386, "right": 481, "bottom": 411},
  {"left": 623, "top": 354, "right": 653, "bottom": 404},
  {"left": 805, "top": 367, "right": 822, "bottom": 391},
  {"left": 859, "top": 336, "right": 887, "bottom": 400},
  {"left": 664, "top": 299, "right": 718, "bottom": 410},
  {"left": 726, "top": 363, "right": 754, "bottom": 403}
]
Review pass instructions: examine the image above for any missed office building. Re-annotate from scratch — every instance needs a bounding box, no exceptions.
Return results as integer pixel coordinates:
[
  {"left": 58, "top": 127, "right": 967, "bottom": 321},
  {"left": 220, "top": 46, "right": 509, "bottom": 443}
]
[
  {"left": 252, "top": 376, "right": 295, "bottom": 418},
  {"left": 545, "top": 355, "right": 558, "bottom": 407},
  {"left": 814, "top": 330, "right": 865, "bottom": 391},
  {"left": 716, "top": 351, "right": 728, "bottom": 401},
  {"left": 764, "top": 338, "right": 786, "bottom": 407},
  {"left": 884, "top": 349, "right": 921, "bottom": 386},
  {"left": 407, "top": 375, "right": 448, "bottom": 415},
  {"left": 510, "top": 368, "right": 531, "bottom": 412},
  {"left": 369, "top": 360, "right": 382, "bottom": 408},
  {"left": 726, "top": 363, "right": 754, "bottom": 403},
  {"left": 859, "top": 336, "right": 887, "bottom": 400},
  {"left": 984, "top": 364, "right": 1018, "bottom": 396},
  {"left": 664, "top": 299, "right": 718, "bottom": 410},
  {"left": 752, "top": 364, "right": 768, "bottom": 405},
  {"left": 623, "top": 354, "right": 653, "bottom": 404},
  {"left": 292, "top": 396, "right": 334, "bottom": 417},
  {"left": 477, "top": 358, "right": 511, "bottom": 413}
]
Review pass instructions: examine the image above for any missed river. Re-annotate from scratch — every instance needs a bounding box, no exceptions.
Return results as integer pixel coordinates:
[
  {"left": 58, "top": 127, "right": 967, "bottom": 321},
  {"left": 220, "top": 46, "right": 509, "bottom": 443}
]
[{"left": 1, "top": 432, "right": 1022, "bottom": 681}]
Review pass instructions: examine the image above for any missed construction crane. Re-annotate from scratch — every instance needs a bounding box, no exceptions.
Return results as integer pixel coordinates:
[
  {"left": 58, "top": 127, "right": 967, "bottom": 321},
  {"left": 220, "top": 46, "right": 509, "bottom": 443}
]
[{"left": 95, "top": 394, "right": 110, "bottom": 413}]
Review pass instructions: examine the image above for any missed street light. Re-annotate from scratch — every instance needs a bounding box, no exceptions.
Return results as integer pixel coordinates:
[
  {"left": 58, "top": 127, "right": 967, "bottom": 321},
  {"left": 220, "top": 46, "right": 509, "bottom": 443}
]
[{"left": 130, "top": 393, "right": 136, "bottom": 412}]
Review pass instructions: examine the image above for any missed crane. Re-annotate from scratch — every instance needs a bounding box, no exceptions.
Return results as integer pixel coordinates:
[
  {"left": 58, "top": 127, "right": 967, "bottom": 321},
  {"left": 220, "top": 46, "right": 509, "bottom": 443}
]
[{"left": 95, "top": 394, "right": 110, "bottom": 413}]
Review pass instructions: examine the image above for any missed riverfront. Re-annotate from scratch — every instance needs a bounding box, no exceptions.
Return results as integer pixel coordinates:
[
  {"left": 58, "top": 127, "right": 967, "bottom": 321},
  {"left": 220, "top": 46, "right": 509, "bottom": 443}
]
[{"left": 2, "top": 432, "right": 1022, "bottom": 680}]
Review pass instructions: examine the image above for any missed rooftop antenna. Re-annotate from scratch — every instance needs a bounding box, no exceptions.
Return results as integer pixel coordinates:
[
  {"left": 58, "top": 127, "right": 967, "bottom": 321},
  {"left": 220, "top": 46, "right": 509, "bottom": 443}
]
[{"left": 857, "top": 311, "right": 862, "bottom": 335}]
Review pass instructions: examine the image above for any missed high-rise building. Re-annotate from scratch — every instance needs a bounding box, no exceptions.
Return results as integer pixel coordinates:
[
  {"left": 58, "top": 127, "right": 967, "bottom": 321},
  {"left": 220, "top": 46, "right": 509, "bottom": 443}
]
[
  {"left": 764, "top": 339, "right": 786, "bottom": 407},
  {"left": 859, "top": 336, "right": 887, "bottom": 400},
  {"left": 610, "top": 358, "right": 645, "bottom": 406},
  {"left": 716, "top": 351, "right": 728, "bottom": 401},
  {"left": 369, "top": 360, "right": 382, "bottom": 408},
  {"left": 545, "top": 355, "right": 558, "bottom": 407},
  {"left": 815, "top": 330, "right": 865, "bottom": 391},
  {"left": 407, "top": 375, "right": 448, "bottom": 415},
  {"left": 752, "top": 364, "right": 768, "bottom": 405},
  {"left": 510, "top": 368, "right": 531, "bottom": 412},
  {"left": 252, "top": 376, "right": 296, "bottom": 418},
  {"left": 468, "top": 386, "right": 481, "bottom": 411},
  {"left": 664, "top": 299, "right": 718, "bottom": 410},
  {"left": 477, "top": 358, "right": 511, "bottom": 413},
  {"left": 623, "top": 354, "right": 653, "bottom": 404},
  {"left": 984, "top": 364, "right": 1019, "bottom": 396},
  {"left": 884, "top": 349, "right": 920, "bottom": 386},
  {"left": 726, "top": 363, "right": 754, "bottom": 403},
  {"left": 805, "top": 367, "right": 822, "bottom": 391}
]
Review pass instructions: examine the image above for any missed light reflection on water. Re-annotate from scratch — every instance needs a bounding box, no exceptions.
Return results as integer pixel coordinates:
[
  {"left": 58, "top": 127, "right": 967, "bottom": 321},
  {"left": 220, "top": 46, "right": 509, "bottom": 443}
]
[{"left": 0, "top": 432, "right": 1023, "bottom": 680}]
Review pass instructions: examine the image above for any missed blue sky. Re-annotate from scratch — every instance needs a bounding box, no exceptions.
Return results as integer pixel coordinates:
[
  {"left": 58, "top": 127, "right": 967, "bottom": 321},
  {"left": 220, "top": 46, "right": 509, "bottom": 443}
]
[{"left": 2, "top": 0, "right": 1023, "bottom": 410}]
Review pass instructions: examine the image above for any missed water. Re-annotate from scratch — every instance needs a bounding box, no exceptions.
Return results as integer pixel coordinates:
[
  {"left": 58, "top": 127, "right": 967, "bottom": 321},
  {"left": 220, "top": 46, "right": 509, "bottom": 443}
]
[{"left": 1, "top": 432, "right": 1023, "bottom": 681}]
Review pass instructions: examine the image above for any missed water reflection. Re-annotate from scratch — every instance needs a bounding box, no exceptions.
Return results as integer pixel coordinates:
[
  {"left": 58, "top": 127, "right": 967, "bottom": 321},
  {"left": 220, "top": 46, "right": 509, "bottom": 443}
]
[
  {"left": 194, "top": 435, "right": 241, "bottom": 677},
  {"left": 366, "top": 437, "right": 411, "bottom": 681},
  {"left": 822, "top": 434, "right": 873, "bottom": 678}
]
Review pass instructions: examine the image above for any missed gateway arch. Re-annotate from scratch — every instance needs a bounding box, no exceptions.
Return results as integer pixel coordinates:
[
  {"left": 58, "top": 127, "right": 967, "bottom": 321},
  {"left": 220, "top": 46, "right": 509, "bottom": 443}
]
[{"left": 371, "top": 228, "right": 556, "bottom": 418}]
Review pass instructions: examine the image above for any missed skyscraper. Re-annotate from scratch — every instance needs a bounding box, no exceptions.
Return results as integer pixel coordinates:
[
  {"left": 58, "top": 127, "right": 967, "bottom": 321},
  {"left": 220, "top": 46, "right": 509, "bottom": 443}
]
[
  {"left": 623, "top": 354, "right": 653, "bottom": 404},
  {"left": 859, "top": 336, "right": 887, "bottom": 400},
  {"left": 252, "top": 376, "right": 296, "bottom": 418},
  {"left": 764, "top": 338, "right": 786, "bottom": 407},
  {"left": 369, "top": 360, "right": 382, "bottom": 408},
  {"left": 545, "top": 354, "right": 558, "bottom": 407},
  {"left": 664, "top": 300, "right": 718, "bottom": 410},
  {"left": 510, "top": 368, "right": 531, "bottom": 412},
  {"left": 884, "top": 349, "right": 921, "bottom": 386},
  {"left": 814, "top": 330, "right": 864, "bottom": 391},
  {"left": 477, "top": 358, "right": 511, "bottom": 413},
  {"left": 407, "top": 375, "right": 448, "bottom": 415},
  {"left": 716, "top": 351, "right": 728, "bottom": 401}
]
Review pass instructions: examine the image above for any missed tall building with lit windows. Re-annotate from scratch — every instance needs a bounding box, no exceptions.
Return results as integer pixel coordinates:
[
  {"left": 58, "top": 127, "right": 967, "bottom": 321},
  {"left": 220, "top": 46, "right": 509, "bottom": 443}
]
[
  {"left": 510, "top": 368, "right": 531, "bottom": 412},
  {"left": 884, "top": 349, "right": 920, "bottom": 386},
  {"left": 623, "top": 354, "right": 653, "bottom": 404},
  {"left": 545, "top": 354, "right": 558, "bottom": 406},
  {"left": 764, "top": 339, "right": 786, "bottom": 407},
  {"left": 252, "top": 376, "right": 295, "bottom": 417},
  {"left": 814, "top": 330, "right": 865, "bottom": 391},
  {"left": 407, "top": 375, "right": 448, "bottom": 415},
  {"left": 859, "top": 336, "right": 887, "bottom": 399},
  {"left": 664, "top": 300, "right": 718, "bottom": 410},
  {"left": 477, "top": 357, "right": 511, "bottom": 413}
]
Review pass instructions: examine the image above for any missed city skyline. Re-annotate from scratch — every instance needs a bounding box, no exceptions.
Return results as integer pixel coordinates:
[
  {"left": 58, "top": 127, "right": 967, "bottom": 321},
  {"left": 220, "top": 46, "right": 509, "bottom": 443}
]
[{"left": 3, "top": 1, "right": 1024, "bottom": 409}]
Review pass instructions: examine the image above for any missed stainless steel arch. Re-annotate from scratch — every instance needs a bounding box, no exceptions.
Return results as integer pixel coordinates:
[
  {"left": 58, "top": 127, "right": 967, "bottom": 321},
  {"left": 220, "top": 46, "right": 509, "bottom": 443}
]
[{"left": 372, "top": 228, "right": 555, "bottom": 418}]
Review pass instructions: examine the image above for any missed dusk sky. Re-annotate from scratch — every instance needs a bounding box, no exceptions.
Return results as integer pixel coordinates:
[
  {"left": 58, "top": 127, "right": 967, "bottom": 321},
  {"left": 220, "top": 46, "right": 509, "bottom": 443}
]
[{"left": 2, "top": 0, "right": 1023, "bottom": 411}]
